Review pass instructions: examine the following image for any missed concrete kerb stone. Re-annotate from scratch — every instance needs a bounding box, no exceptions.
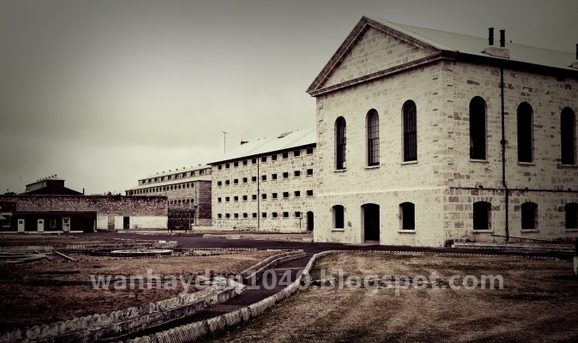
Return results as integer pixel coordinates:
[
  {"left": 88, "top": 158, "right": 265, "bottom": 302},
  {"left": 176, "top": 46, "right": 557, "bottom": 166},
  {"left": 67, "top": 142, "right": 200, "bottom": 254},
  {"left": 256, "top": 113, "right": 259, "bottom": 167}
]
[
  {"left": 240, "top": 249, "right": 306, "bottom": 282},
  {"left": 0, "top": 281, "right": 236, "bottom": 343}
]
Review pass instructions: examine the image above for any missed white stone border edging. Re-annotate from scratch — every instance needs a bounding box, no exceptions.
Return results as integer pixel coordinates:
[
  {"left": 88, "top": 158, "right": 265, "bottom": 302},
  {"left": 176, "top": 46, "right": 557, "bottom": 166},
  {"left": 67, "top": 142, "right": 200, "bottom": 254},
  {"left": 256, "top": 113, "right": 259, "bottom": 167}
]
[
  {"left": 0, "top": 279, "right": 238, "bottom": 343},
  {"left": 118, "top": 250, "right": 322, "bottom": 343}
]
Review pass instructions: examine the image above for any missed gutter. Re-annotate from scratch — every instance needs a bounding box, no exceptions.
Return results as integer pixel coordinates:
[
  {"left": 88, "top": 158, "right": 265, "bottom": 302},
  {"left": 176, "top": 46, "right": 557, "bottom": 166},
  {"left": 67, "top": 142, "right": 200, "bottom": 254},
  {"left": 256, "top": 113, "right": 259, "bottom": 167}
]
[{"left": 500, "top": 64, "right": 510, "bottom": 242}]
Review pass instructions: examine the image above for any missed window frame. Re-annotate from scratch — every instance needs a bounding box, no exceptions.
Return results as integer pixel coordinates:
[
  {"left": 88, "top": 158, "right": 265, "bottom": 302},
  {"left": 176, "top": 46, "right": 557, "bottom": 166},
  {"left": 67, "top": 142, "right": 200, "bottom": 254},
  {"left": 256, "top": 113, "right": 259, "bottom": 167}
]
[
  {"left": 367, "top": 109, "right": 380, "bottom": 166},
  {"left": 402, "top": 101, "right": 417, "bottom": 162}
]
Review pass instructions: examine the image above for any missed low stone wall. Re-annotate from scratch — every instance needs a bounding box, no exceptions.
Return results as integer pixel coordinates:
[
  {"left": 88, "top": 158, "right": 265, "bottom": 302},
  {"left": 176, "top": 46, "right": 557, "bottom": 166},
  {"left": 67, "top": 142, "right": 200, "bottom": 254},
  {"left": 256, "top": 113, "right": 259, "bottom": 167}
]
[
  {"left": 0, "top": 279, "right": 237, "bottom": 343},
  {"left": 240, "top": 249, "right": 306, "bottom": 282},
  {"left": 120, "top": 251, "right": 313, "bottom": 343}
]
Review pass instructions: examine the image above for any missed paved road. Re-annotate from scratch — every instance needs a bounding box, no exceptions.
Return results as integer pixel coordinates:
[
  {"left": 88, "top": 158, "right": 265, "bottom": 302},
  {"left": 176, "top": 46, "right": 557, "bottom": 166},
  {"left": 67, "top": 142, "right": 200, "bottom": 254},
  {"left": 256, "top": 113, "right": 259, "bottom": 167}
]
[{"left": 88, "top": 231, "right": 573, "bottom": 341}]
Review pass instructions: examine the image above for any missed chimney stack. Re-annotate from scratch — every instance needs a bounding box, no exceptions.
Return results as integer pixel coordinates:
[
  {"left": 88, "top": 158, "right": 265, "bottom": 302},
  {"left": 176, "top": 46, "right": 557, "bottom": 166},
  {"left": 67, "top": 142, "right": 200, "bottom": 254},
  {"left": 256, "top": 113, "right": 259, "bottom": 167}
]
[
  {"left": 483, "top": 28, "right": 510, "bottom": 59},
  {"left": 571, "top": 44, "right": 578, "bottom": 69}
]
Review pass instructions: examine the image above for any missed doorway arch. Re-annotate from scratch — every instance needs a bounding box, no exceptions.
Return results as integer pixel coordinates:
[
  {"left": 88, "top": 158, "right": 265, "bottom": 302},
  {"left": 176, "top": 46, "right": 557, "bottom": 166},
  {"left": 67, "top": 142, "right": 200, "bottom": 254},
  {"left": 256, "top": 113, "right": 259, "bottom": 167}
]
[
  {"left": 306, "top": 211, "right": 314, "bottom": 232},
  {"left": 362, "top": 203, "right": 380, "bottom": 242}
]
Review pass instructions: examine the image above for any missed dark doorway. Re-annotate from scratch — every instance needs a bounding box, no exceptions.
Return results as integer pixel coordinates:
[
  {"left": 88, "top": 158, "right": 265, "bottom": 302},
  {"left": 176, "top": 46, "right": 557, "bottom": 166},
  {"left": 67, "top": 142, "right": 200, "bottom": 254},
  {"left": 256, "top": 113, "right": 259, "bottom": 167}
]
[
  {"left": 306, "top": 211, "right": 314, "bottom": 232},
  {"left": 82, "top": 218, "right": 95, "bottom": 233},
  {"left": 363, "top": 204, "right": 380, "bottom": 241},
  {"left": 123, "top": 216, "right": 130, "bottom": 230}
]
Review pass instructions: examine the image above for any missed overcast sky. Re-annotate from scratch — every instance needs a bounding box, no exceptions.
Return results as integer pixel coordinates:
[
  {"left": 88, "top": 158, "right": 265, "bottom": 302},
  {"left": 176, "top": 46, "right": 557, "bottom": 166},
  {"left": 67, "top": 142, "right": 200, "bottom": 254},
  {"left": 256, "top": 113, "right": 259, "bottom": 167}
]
[{"left": 1, "top": 0, "right": 577, "bottom": 195}]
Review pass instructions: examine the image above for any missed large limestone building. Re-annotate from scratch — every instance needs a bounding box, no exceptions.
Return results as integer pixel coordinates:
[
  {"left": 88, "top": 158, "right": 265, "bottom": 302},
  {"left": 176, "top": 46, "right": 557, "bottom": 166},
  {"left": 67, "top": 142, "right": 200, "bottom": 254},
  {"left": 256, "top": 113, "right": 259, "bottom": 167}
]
[
  {"left": 210, "top": 128, "right": 316, "bottom": 232},
  {"left": 126, "top": 165, "right": 212, "bottom": 227},
  {"left": 307, "top": 16, "right": 578, "bottom": 246}
]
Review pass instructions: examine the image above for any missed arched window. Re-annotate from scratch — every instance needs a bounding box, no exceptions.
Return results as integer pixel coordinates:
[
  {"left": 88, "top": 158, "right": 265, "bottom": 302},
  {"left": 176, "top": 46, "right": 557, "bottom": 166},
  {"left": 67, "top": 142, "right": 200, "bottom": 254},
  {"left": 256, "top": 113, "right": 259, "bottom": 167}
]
[
  {"left": 332, "top": 205, "right": 345, "bottom": 229},
  {"left": 517, "top": 102, "right": 534, "bottom": 163},
  {"left": 400, "top": 202, "right": 415, "bottom": 230},
  {"left": 335, "top": 117, "right": 346, "bottom": 170},
  {"left": 469, "top": 97, "right": 487, "bottom": 160},
  {"left": 403, "top": 101, "right": 417, "bottom": 161},
  {"left": 521, "top": 202, "right": 538, "bottom": 230},
  {"left": 565, "top": 203, "right": 578, "bottom": 229},
  {"left": 561, "top": 107, "right": 576, "bottom": 165},
  {"left": 367, "top": 109, "right": 380, "bottom": 166},
  {"left": 473, "top": 201, "right": 491, "bottom": 230}
]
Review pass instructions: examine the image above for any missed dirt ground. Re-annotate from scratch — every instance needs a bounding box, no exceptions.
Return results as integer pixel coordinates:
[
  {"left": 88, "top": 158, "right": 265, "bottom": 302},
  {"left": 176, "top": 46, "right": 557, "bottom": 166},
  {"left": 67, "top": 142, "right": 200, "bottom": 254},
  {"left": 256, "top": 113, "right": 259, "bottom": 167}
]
[
  {"left": 202, "top": 252, "right": 578, "bottom": 343},
  {"left": 0, "top": 236, "right": 277, "bottom": 333}
]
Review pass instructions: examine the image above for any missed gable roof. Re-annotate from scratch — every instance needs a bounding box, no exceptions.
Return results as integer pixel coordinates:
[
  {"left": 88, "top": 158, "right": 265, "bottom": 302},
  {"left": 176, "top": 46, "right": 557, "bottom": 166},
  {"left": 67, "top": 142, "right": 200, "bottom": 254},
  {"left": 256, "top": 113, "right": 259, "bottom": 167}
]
[
  {"left": 209, "top": 127, "right": 316, "bottom": 164},
  {"left": 307, "top": 16, "right": 577, "bottom": 96}
]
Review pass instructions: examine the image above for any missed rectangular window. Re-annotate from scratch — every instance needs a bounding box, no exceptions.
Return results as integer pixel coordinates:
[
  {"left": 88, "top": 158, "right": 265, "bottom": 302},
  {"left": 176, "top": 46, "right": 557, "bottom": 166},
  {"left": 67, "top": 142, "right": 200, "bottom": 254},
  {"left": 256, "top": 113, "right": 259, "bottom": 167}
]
[
  {"left": 234, "top": 196, "right": 239, "bottom": 202},
  {"left": 283, "top": 172, "right": 289, "bottom": 178},
  {"left": 261, "top": 175, "right": 267, "bottom": 181},
  {"left": 262, "top": 212, "right": 267, "bottom": 218},
  {"left": 252, "top": 213, "right": 257, "bottom": 218},
  {"left": 234, "top": 162, "right": 238, "bottom": 167},
  {"left": 252, "top": 176, "right": 257, "bottom": 182},
  {"left": 252, "top": 194, "right": 257, "bottom": 200},
  {"left": 225, "top": 180, "right": 230, "bottom": 185},
  {"left": 294, "top": 191, "right": 301, "bottom": 197},
  {"left": 218, "top": 165, "right": 222, "bottom": 170},
  {"left": 252, "top": 158, "right": 257, "bottom": 164},
  {"left": 294, "top": 170, "right": 301, "bottom": 177},
  {"left": 218, "top": 197, "right": 222, "bottom": 203},
  {"left": 243, "top": 177, "right": 248, "bottom": 183},
  {"left": 307, "top": 169, "right": 313, "bottom": 176},
  {"left": 272, "top": 173, "right": 278, "bottom": 180},
  {"left": 306, "top": 190, "right": 313, "bottom": 196},
  {"left": 225, "top": 163, "right": 230, "bottom": 169},
  {"left": 261, "top": 156, "right": 267, "bottom": 162},
  {"left": 272, "top": 154, "right": 277, "bottom": 160},
  {"left": 225, "top": 213, "right": 230, "bottom": 218},
  {"left": 243, "top": 195, "right": 248, "bottom": 201},
  {"left": 272, "top": 212, "right": 278, "bottom": 218},
  {"left": 217, "top": 181, "right": 222, "bottom": 186},
  {"left": 294, "top": 150, "right": 301, "bottom": 157},
  {"left": 295, "top": 211, "right": 301, "bottom": 218},
  {"left": 225, "top": 197, "right": 230, "bottom": 202},
  {"left": 243, "top": 213, "right": 248, "bottom": 218},
  {"left": 218, "top": 213, "right": 222, "bottom": 219},
  {"left": 49, "top": 218, "right": 56, "bottom": 228},
  {"left": 283, "top": 192, "right": 289, "bottom": 198},
  {"left": 283, "top": 212, "right": 289, "bottom": 218},
  {"left": 234, "top": 213, "right": 239, "bottom": 218},
  {"left": 272, "top": 193, "right": 278, "bottom": 199},
  {"left": 282, "top": 152, "right": 289, "bottom": 158},
  {"left": 307, "top": 147, "right": 313, "bottom": 154},
  {"left": 234, "top": 179, "right": 238, "bottom": 184},
  {"left": 243, "top": 160, "right": 248, "bottom": 166},
  {"left": 262, "top": 194, "right": 267, "bottom": 200}
]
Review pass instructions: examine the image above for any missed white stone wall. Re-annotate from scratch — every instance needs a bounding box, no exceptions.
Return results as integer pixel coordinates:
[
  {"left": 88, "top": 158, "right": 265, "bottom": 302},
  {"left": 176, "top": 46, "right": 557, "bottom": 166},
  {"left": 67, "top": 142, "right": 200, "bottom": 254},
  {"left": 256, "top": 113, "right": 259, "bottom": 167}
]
[
  {"left": 311, "top": 28, "right": 578, "bottom": 246},
  {"left": 212, "top": 146, "right": 316, "bottom": 232}
]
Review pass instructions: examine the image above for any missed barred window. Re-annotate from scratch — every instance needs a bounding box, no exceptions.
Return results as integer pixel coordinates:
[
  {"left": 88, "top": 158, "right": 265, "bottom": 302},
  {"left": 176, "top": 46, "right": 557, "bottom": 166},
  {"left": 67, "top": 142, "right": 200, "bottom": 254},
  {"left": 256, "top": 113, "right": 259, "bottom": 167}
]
[
  {"left": 335, "top": 117, "right": 346, "bottom": 169},
  {"left": 517, "top": 102, "right": 534, "bottom": 163},
  {"left": 469, "top": 97, "right": 487, "bottom": 160},
  {"left": 561, "top": 107, "right": 576, "bottom": 165},
  {"left": 367, "top": 109, "right": 379, "bottom": 166},
  {"left": 403, "top": 101, "right": 417, "bottom": 161}
]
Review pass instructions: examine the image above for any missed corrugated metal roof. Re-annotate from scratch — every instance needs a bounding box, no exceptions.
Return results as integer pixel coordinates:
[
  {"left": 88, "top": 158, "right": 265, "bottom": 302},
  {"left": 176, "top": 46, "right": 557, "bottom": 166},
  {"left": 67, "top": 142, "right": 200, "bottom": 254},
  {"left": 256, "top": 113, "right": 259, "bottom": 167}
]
[
  {"left": 210, "top": 127, "right": 316, "bottom": 164},
  {"left": 129, "top": 175, "right": 211, "bottom": 190},
  {"left": 370, "top": 17, "right": 576, "bottom": 71}
]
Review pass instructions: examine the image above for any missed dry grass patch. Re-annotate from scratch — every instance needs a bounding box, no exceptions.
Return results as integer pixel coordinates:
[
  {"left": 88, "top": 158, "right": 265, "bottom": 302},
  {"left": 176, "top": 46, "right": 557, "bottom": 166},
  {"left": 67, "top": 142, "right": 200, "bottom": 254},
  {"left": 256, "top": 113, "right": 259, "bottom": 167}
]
[
  {"left": 202, "top": 252, "right": 578, "bottom": 343},
  {"left": 0, "top": 250, "right": 277, "bottom": 333}
]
